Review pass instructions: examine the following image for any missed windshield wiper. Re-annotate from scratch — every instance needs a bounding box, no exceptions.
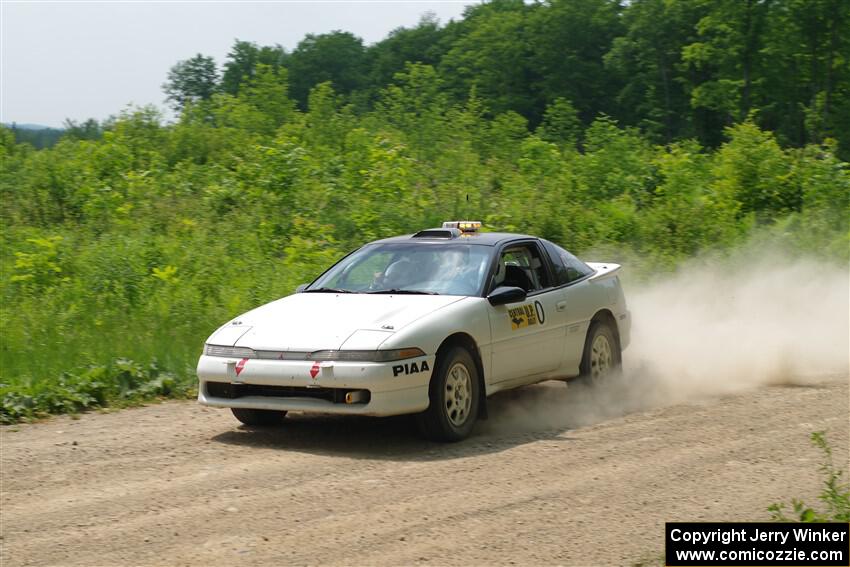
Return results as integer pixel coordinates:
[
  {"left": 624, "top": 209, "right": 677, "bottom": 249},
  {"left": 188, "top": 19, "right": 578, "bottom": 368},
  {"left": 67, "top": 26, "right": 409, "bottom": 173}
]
[
  {"left": 303, "top": 287, "right": 356, "bottom": 294},
  {"left": 368, "top": 289, "right": 440, "bottom": 295}
]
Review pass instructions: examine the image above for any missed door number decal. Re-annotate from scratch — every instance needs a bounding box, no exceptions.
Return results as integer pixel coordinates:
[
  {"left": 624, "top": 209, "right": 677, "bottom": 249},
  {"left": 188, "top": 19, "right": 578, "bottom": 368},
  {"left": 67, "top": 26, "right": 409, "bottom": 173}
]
[
  {"left": 508, "top": 301, "right": 546, "bottom": 330},
  {"left": 534, "top": 300, "right": 545, "bottom": 324}
]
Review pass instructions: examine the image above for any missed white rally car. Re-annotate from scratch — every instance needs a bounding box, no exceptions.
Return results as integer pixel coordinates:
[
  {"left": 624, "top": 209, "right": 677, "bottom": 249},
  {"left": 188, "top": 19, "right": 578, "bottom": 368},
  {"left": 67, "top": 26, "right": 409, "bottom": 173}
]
[{"left": 197, "top": 222, "right": 630, "bottom": 441}]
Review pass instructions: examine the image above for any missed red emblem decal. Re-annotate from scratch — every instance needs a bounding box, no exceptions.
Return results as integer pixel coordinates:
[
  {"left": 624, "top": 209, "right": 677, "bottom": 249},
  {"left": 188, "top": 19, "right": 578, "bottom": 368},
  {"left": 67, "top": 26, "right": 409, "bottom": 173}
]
[
  {"left": 310, "top": 362, "right": 320, "bottom": 379},
  {"left": 235, "top": 358, "right": 248, "bottom": 377}
]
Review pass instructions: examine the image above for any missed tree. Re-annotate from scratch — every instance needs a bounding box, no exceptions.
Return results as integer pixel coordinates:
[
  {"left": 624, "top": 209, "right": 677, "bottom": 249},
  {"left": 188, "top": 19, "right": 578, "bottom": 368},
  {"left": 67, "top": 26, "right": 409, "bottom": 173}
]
[
  {"left": 63, "top": 118, "right": 102, "bottom": 141},
  {"left": 605, "top": 0, "right": 704, "bottom": 142},
  {"left": 366, "top": 13, "right": 447, "bottom": 94},
  {"left": 530, "top": 0, "right": 624, "bottom": 125},
  {"left": 239, "top": 64, "right": 297, "bottom": 131},
  {"left": 760, "top": 0, "right": 850, "bottom": 153},
  {"left": 287, "top": 32, "right": 368, "bottom": 108},
  {"left": 163, "top": 54, "right": 219, "bottom": 111},
  {"left": 712, "top": 121, "right": 797, "bottom": 221},
  {"left": 378, "top": 63, "right": 449, "bottom": 160},
  {"left": 439, "top": 0, "right": 540, "bottom": 120},
  {"left": 536, "top": 97, "right": 581, "bottom": 148},
  {"left": 221, "top": 40, "right": 287, "bottom": 95},
  {"left": 681, "top": 0, "right": 772, "bottom": 123}
]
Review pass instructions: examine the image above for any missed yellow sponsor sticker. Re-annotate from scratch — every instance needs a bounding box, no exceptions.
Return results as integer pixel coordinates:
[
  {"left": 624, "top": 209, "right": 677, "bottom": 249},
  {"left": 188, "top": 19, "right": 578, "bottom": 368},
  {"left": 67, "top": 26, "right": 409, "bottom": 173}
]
[{"left": 508, "top": 303, "right": 539, "bottom": 330}]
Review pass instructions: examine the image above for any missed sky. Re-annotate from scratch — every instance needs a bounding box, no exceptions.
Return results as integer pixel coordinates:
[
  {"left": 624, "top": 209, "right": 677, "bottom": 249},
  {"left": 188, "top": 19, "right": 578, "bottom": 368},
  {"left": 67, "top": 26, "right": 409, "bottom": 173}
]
[{"left": 1, "top": 0, "right": 474, "bottom": 128}]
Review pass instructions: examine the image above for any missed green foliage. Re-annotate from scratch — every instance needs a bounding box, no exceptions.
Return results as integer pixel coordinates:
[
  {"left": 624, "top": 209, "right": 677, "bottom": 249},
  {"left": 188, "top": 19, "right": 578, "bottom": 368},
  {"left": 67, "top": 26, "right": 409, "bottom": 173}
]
[
  {"left": 604, "top": 0, "right": 702, "bottom": 142},
  {"left": 366, "top": 14, "right": 447, "bottom": 92},
  {"left": 221, "top": 40, "right": 287, "bottom": 96},
  {"left": 63, "top": 118, "right": 103, "bottom": 142},
  {"left": 0, "top": 359, "right": 191, "bottom": 424},
  {"left": 287, "top": 31, "right": 368, "bottom": 109},
  {"left": 769, "top": 432, "right": 850, "bottom": 522},
  {"left": 537, "top": 98, "right": 582, "bottom": 148},
  {"left": 531, "top": 0, "right": 624, "bottom": 124},
  {"left": 712, "top": 121, "right": 798, "bottom": 220},
  {"left": 163, "top": 54, "right": 220, "bottom": 111},
  {"left": 440, "top": 1, "right": 539, "bottom": 118},
  {"left": 10, "top": 235, "right": 68, "bottom": 289}
]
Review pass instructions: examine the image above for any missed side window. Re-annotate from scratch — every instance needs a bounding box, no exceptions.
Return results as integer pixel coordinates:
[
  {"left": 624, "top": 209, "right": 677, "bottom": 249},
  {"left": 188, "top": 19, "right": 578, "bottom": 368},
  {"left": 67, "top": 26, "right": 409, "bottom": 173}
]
[
  {"left": 491, "top": 243, "right": 551, "bottom": 292},
  {"left": 541, "top": 240, "right": 594, "bottom": 285},
  {"left": 541, "top": 240, "right": 569, "bottom": 286}
]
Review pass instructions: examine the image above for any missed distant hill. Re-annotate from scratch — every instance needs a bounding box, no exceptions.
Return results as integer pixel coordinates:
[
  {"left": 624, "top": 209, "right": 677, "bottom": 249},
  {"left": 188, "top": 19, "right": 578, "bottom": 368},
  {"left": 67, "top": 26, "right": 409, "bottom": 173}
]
[
  {"left": 2, "top": 122, "right": 61, "bottom": 131},
  {"left": 3, "top": 123, "right": 65, "bottom": 148}
]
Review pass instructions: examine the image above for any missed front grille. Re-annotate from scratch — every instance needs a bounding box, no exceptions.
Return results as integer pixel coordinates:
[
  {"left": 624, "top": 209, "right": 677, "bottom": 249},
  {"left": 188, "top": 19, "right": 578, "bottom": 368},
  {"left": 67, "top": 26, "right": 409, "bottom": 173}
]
[
  {"left": 205, "top": 382, "right": 370, "bottom": 404},
  {"left": 205, "top": 344, "right": 311, "bottom": 360}
]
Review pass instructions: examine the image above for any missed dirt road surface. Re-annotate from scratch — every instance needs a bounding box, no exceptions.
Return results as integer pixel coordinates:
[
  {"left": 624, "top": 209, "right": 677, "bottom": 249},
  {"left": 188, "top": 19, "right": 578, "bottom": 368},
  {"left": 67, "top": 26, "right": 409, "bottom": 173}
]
[{"left": 2, "top": 376, "right": 847, "bottom": 566}]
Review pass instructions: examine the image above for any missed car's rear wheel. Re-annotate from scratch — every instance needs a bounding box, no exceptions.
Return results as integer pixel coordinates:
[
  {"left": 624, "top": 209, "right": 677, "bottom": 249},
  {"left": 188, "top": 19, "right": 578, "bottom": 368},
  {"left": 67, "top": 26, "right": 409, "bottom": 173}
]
[
  {"left": 578, "top": 320, "right": 621, "bottom": 386},
  {"left": 416, "top": 346, "right": 480, "bottom": 442},
  {"left": 231, "top": 408, "right": 287, "bottom": 426}
]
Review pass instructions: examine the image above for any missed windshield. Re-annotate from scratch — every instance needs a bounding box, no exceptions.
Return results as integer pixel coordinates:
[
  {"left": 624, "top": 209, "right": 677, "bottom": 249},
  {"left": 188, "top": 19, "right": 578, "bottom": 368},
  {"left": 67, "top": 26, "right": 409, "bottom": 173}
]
[{"left": 308, "top": 243, "right": 493, "bottom": 296}]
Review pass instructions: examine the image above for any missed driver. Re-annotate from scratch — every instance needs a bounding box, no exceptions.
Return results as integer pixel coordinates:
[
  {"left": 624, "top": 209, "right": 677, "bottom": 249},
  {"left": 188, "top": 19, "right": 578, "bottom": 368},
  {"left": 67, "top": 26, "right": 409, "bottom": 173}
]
[
  {"left": 439, "top": 248, "right": 478, "bottom": 295},
  {"left": 379, "top": 258, "right": 417, "bottom": 290}
]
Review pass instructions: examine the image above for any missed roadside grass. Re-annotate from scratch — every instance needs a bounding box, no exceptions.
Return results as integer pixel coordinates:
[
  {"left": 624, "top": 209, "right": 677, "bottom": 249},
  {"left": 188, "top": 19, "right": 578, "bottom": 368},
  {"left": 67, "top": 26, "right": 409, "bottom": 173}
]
[
  {"left": 0, "top": 222, "right": 312, "bottom": 424},
  {"left": 768, "top": 431, "right": 850, "bottom": 522},
  {"left": 0, "top": 287, "right": 215, "bottom": 424},
  {"left": 0, "top": 358, "right": 197, "bottom": 424}
]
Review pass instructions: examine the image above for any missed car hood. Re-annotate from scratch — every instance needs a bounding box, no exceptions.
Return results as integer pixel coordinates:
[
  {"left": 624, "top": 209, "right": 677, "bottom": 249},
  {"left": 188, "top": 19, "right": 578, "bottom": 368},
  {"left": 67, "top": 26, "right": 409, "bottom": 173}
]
[{"left": 208, "top": 293, "right": 466, "bottom": 352}]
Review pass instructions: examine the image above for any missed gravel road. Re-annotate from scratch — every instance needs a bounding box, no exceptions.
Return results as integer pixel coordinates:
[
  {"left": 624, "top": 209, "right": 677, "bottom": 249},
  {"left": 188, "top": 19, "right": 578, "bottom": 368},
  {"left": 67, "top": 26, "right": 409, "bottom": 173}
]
[{"left": 1, "top": 376, "right": 847, "bottom": 566}]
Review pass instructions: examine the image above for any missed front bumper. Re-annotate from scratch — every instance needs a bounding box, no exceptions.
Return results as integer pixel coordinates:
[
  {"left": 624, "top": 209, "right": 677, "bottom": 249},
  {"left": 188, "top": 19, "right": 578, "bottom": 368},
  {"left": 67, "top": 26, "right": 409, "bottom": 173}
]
[{"left": 196, "top": 354, "right": 435, "bottom": 417}]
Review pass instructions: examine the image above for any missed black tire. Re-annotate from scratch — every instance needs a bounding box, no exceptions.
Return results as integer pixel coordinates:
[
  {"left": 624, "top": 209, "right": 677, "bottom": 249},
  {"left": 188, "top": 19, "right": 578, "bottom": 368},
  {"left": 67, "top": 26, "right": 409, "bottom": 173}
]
[
  {"left": 231, "top": 407, "right": 287, "bottom": 426},
  {"left": 416, "top": 346, "right": 480, "bottom": 442},
  {"left": 578, "top": 320, "right": 622, "bottom": 386}
]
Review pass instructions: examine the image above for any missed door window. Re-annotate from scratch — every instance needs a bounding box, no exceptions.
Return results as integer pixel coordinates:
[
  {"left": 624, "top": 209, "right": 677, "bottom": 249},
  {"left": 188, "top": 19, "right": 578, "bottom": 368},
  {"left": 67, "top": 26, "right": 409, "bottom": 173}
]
[{"left": 491, "top": 243, "right": 551, "bottom": 293}]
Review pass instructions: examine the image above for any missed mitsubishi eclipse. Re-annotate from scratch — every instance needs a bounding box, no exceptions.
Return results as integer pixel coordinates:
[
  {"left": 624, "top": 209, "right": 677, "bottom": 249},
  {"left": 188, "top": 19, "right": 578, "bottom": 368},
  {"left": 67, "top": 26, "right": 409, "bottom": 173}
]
[{"left": 197, "top": 221, "right": 631, "bottom": 441}]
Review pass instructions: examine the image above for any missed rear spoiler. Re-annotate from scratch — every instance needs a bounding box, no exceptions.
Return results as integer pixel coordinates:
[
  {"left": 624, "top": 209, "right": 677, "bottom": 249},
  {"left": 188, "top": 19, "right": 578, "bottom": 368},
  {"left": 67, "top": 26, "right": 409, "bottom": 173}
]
[{"left": 585, "top": 262, "right": 621, "bottom": 280}]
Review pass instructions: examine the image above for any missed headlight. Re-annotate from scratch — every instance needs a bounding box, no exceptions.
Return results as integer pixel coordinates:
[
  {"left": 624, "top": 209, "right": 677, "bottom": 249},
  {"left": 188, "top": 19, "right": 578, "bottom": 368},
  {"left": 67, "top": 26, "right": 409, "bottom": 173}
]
[
  {"left": 204, "top": 345, "right": 255, "bottom": 358},
  {"left": 204, "top": 344, "right": 425, "bottom": 362}
]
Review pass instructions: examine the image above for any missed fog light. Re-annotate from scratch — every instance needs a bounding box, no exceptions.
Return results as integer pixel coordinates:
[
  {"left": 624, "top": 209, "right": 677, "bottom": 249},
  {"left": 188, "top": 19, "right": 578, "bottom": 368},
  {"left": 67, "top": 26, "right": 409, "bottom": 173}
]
[{"left": 345, "top": 390, "right": 368, "bottom": 404}]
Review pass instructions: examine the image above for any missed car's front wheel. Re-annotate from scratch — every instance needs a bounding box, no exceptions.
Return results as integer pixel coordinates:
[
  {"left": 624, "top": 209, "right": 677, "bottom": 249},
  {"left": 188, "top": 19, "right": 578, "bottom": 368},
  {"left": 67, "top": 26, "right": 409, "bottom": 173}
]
[
  {"left": 578, "top": 320, "right": 621, "bottom": 386},
  {"left": 231, "top": 408, "right": 287, "bottom": 426},
  {"left": 416, "top": 346, "right": 480, "bottom": 442}
]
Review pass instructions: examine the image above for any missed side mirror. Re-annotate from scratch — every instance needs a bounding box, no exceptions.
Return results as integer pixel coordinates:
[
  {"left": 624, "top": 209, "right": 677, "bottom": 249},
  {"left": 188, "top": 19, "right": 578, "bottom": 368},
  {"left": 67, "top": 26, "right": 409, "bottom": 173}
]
[
  {"left": 487, "top": 286, "right": 527, "bottom": 306},
  {"left": 295, "top": 283, "right": 309, "bottom": 293}
]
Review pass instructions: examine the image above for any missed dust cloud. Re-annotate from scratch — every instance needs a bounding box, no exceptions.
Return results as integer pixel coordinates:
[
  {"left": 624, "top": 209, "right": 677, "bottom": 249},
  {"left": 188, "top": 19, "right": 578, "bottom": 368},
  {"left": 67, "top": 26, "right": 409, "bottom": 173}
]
[{"left": 483, "top": 251, "right": 850, "bottom": 434}]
